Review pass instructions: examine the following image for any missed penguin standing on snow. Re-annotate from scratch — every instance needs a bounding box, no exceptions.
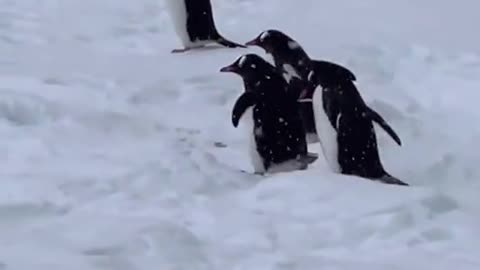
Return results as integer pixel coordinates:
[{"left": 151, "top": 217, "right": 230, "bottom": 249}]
[
  {"left": 298, "top": 62, "right": 408, "bottom": 186},
  {"left": 245, "top": 29, "right": 357, "bottom": 144},
  {"left": 220, "top": 54, "right": 318, "bottom": 175},
  {"left": 165, "top": 0, "right": 246, "bottom": 53}
]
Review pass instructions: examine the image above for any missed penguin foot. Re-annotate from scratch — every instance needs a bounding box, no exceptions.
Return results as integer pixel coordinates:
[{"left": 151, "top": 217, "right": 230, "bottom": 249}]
[
  {"left": 265, "top": 157, "right": 317, "bottom": 174},
  {"left": 172, "top": 48, "right": 190, "bottom": 53},
  {"left": 171, "top": 45, "right": 206, "bottom": 53},
  {"left": 171, "top": 48, "right": 191, "bottom": 53},
  {"left": 300, "top": 152, "right": 319, "bottom": 165}
]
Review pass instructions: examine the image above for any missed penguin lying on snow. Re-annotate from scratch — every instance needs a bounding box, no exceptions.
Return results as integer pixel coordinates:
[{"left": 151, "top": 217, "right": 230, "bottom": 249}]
[
  {"left": 245, "top": 29, "right": 357, "bottom": 144},
  {"left": 220, "top": 54, "right": 318, "bottom": 175},
  {"left": 165, "top": 0, "right": 246, "bottom": 53},
  {"left": 298, "top": 62, "right": 408, "bottom": 186}
]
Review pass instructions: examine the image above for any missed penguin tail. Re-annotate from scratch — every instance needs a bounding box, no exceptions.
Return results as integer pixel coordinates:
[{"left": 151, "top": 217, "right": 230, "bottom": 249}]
[
  {"left": 216, "top": 36, "right": 247, "bottom": 48},
  {"left": 378, "top": 173, "right": 409, "bottom": 186}
]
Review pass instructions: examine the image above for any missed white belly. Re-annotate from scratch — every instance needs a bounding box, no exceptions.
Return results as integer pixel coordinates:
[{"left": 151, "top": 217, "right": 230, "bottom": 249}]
[
  {"left": 165, "top": 0, "right": 194, "bottom": 46},
  {"left": 240, "top": 107, "right": 265, "bottom": 174},
  {"left": 312, "top": 87, "right": 341, "bottom": 173}
]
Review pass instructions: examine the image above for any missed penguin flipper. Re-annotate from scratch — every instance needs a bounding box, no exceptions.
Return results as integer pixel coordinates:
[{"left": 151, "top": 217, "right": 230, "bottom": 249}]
[
  {"left": 232, "top": 92, "right": 257, "bottom": 127},
  {"left": 217, "top": 37, "right": 247, "bottom": 48},
  {"left": 378, "top": 174, "right": 409, "bottom": 186},
  {"left": 365, "top": 107, "right": 402, "bottom": 146}
]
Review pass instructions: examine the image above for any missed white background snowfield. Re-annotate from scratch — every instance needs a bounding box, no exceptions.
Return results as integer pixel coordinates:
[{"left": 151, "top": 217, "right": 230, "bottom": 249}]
[{"left": 0, "top": 0, "right": 479, "bottom": 269}]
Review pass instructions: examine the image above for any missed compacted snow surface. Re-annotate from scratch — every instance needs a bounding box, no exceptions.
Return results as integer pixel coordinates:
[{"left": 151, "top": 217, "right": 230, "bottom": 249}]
[{"left": 1, "top": 0, "right": 480, "bottom": 269}]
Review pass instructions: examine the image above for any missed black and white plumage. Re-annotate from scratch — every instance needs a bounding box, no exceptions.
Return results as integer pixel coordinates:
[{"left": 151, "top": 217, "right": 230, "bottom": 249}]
[
  {"left": 165, "top": 0, "right": 246, "bottom": 53},
  {"left": 299, "top": 62, "right": 408, "bottom": 186},
  {"left": 220, "top": 54, "right": 318, "bottom": 174},
  {"left": 245, "top": 29, "right": 356, "bottom": 144}
]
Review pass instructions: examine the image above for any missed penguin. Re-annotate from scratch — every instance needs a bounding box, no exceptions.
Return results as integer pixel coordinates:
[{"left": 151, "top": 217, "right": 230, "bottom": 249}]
[
  {"left": 298, "top": 62, "right": 408, "bottom": 186},
  {"left": 220, "top": 54, "right": 318, "bottom": 174},
  {"left": 245, "top": 29, "right": 357, "bottom": 144},
  {"left": 165, "top": 0, "right": 246, "bottom": 53},
  {"left": 244, "top": 29, "right": 356, "bottom": 84}
]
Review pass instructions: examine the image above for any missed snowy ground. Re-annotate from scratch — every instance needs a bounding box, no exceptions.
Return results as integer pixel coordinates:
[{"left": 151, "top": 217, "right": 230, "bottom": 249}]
[{"left": 1, "top": 0, "right": 480, "bottom": 269}]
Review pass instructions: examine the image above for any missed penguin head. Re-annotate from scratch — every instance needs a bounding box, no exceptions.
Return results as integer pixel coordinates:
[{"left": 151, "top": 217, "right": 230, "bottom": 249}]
[
  {"left": 220, "top": 53, "right": 278, "bottom": 81},
  {"left": 245, "top": 29, "right": 308, "bottom": 59}
]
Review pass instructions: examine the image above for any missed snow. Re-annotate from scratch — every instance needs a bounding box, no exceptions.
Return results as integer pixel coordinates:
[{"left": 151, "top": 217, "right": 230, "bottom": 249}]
[{"left": 0, "top": 0, "right": 479, "bottom": 269}]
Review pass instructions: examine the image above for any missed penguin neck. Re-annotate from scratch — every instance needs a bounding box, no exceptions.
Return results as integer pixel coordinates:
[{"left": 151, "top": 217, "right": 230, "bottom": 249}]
[
  {"left": 243, "top": 80, "right": 255, "bottom": 92},
  {"left": 280, "top": 52, "right": 311, "bottom": 81},
  {"left": 243, "top": 75, "right": 286, "bottom": 100}
]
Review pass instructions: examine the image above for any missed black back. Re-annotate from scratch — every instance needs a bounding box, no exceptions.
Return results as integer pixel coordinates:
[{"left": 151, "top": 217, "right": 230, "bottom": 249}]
[
  {"left": 184, "top": 0, "right": 220, "bottom": 41},
  {"left": 308, "top": 67, "right": 406, "bottom": 184},
  {"left": 334, "top": 81, "right": 386, "bottom": 178},
  {"left": 229, "top": 54, "right": 309, "bottom": 170}
]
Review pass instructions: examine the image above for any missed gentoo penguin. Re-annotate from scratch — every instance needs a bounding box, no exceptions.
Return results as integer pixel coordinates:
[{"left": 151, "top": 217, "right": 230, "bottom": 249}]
[
  {"left": 299, "top": 62, "right": 408, "bottom": 186},
  {"left": 165, "top": 0, "right": 246, "bottom": 53},
  {"left": 220, "top": 54, "right": 318, "bottom": 174},
  {"left": 245, "top": 29, "right": 357, "bottom": 143}
]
